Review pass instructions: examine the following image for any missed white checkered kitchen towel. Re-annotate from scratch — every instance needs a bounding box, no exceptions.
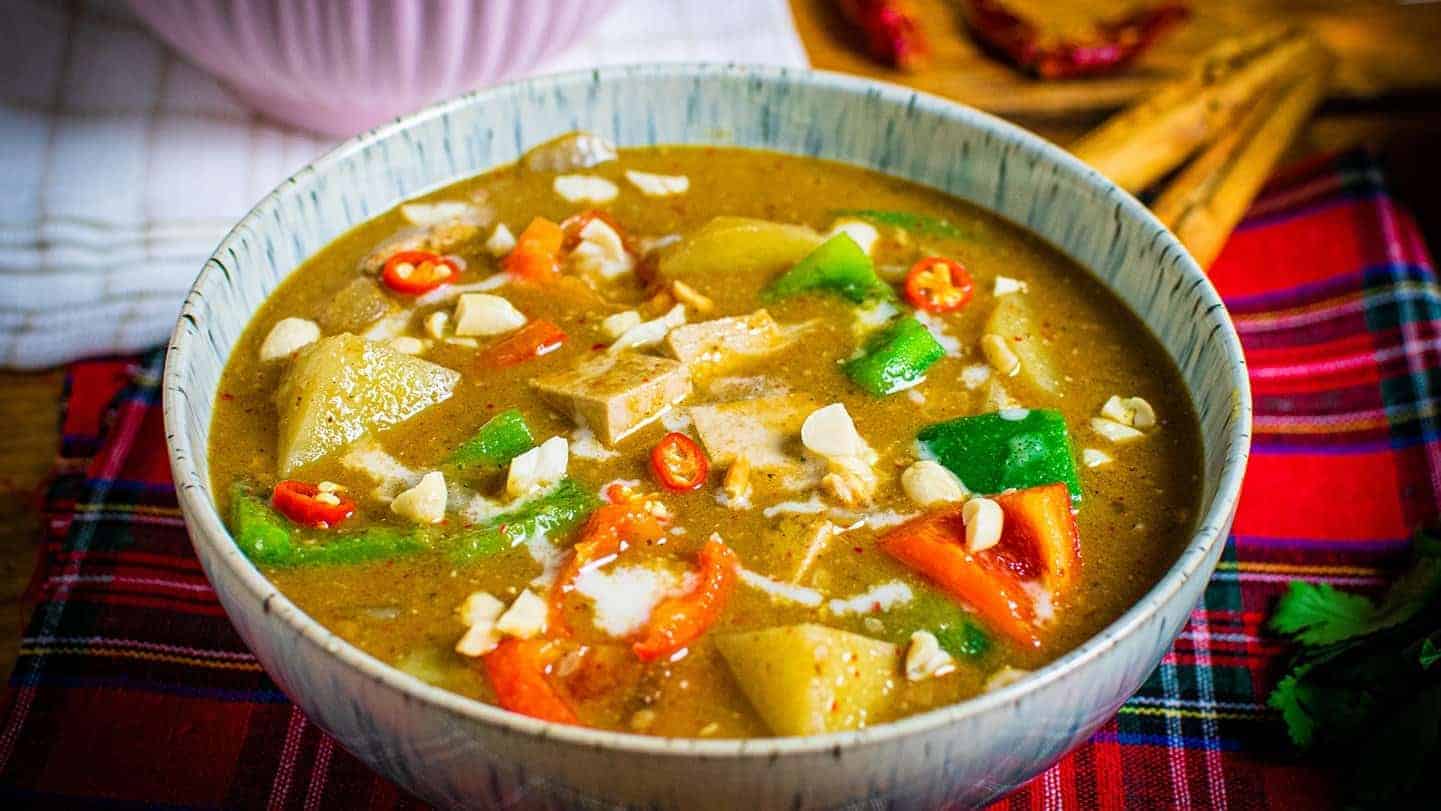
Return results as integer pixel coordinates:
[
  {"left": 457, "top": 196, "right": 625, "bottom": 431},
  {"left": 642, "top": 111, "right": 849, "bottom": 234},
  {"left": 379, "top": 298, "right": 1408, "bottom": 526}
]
[{"left": 0, "top": 0, "right": 808, "bottom": 368}]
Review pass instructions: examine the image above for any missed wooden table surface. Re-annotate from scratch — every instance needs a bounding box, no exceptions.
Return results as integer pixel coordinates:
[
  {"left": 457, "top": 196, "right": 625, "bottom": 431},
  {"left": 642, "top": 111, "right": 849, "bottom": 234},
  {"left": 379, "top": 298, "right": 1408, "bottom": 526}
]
[{"left": 2, "top": 1, "right": 1440, "bottom": 678}]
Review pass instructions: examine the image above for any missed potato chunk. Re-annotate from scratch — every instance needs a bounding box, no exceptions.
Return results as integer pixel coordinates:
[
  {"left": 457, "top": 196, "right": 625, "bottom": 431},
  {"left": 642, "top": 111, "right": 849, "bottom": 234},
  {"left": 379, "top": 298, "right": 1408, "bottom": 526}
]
[
  {"left": 657, "top": 217, "right": 822, "bottom": 282},
  {"left": 275, "top": 334, "right": 459, "bottom": 475},
  {"left": 983, "top": 296, "right": 1060, "bottom": 396},
  {"left": 664, "top": 309, "right": 787, "bottom": 377},
  {"left": 531, "top": 353, "right": 691, "bottom": 446},
  {"left": 715, "top": 624, "right": 898, "bottom": 736}
]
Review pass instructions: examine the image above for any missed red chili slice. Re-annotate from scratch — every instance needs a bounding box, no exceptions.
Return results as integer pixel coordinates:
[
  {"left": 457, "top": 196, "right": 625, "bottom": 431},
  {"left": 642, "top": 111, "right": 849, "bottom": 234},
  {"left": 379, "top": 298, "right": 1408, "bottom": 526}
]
[
  {"left": 271, "top": 480, "right": 355, "bottom": 529},
  {"left": 904, "top": 256, "right": 975, "bottom": 313},
  {"left": 478, "top": 319, "right": 567, "bottom": 368},
  {"left": 650, "top": 433, "right": 709, "bottom": 492},
  {"left": 380, "top": 250, "right": 458, "bottom": 295}
]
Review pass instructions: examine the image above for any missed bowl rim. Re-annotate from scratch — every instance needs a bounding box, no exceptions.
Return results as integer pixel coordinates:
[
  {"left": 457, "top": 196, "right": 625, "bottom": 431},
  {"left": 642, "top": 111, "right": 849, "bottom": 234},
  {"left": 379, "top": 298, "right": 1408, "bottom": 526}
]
[{"left": 163, "top": 62, "right": 1252, "bottom": 759}]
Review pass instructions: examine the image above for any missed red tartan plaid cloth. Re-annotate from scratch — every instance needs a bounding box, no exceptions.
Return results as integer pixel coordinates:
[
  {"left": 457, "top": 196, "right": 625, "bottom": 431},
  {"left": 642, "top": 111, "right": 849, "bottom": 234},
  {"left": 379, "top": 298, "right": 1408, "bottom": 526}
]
[{"left": 1, "top": 149, "right": 1437, "bottom": 809}]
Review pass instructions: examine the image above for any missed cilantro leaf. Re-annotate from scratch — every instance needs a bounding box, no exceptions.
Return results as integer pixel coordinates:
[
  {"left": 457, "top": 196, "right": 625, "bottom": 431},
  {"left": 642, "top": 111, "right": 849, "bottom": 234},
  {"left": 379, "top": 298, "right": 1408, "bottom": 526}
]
[
  {"left": 1267, "top": 668, "right": 1318, "bottom": 747},
  {"left": 1422, "top": 638, "right": 1440, "bottom": 670},
  {"left": 1269, "top": 581, "right": 1379, "bottom": 645}
]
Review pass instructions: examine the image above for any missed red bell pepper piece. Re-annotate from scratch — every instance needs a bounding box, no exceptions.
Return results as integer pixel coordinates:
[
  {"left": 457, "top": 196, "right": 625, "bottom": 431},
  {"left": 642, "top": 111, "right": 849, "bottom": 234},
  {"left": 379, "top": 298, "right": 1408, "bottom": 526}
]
[
  {"left": 478, "top": 319, "right": 567, "bottom": 369},
  {"left": 548, "top": 501, "right": 670, "bottom": 637},
  {"left": 837, "top": 0, "right": 930, "bottom": 72},
  {"left": 880, "top": 506, "right": 1043, "bottom": 649},
  {"left": 503, "top": 217, "right": 565, "bottom": 281},
  {"left": 964, "top": 0, "right": 1188, "bottom": 79},
  {"left": 995, "top": 482, "right": 1080, "bottom": 599},
  {"left": 270, "top": 480, "right": 355, "bottom": 529},
  {"left": 632, "top": 536, "right": 738, "bottom": 662},
  {"left": 482, "top": 638, "right": 580, "bottom": 725}
]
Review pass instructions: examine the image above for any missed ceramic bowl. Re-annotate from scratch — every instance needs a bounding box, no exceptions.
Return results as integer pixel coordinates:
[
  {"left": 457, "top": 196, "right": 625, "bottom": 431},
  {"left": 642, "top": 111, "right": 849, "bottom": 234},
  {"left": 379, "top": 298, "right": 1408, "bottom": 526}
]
[
  {"left": 163, "top": 64, "right": 1251, "bottom": 809},
  {"left": 126, "top": 0, "right": 618, "bottom": 135}
]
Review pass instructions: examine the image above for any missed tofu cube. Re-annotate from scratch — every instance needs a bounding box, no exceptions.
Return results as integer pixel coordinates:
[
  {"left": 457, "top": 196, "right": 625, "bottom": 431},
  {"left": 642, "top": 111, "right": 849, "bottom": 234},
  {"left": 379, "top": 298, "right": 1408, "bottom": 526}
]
[
  {"left": 664, "top": 309, "right": 786, "bottom": 376},
  {"left": 532, "top": 354, "right": 692, "bottom": 446},
  {"left": 689, "top": 393, "right": 817, "bottom": 470}
]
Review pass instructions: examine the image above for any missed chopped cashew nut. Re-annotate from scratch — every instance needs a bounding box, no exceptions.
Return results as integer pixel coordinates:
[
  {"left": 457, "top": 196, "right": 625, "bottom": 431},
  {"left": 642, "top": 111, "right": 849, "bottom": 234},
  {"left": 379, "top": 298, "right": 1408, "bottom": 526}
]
[
  {"left": 390, "top": 336, "right": 428, "bottom": 355},
  {"left": 259, "top": 317, "right": 320, "bottom": 362},
  {"left": 495, "top": 589, "right": 548, "bottom": 639},
  {"left": 723, "top": 457, "right": 753, "bottom": 502},
  {"left": 803, "top": 404, "right": 879, "bottom": 506},
  {"left": 400, "top": 201, "right": 480, "bottom": 226},
  {"left": 993, "top": 276, "right": 1026, "bottom": 296},
  {"left": 553, "top": 174, "right": 619, "bottom": 204},
  {"left": 314, "top": 491, "right": 342, "bottom": 507},
  {"left": 455, "top": 591, "right": 505, "bottom": 657},
  {"left": 570, "top": 218, "right": 634, "bottom": 280},
  {"left": 624, "top": 169, "right": 690, "bottom": 197},
  {"left": 317, "top": 481, "right": 344, "bottom": 493},
  {"left": 671, "top": 280, "right": 715, "bottom": 313},
  {"left": 901, "top": 460, "right": 968, "bottom": 507},
  {"left": 985, "top": 666, "right": 1030, "bottom": 692},
  {"left": 600, "top": 310, "right": 643, "bottom": 340},
  {"left": 391, "top": 471, "right": 447, "bottom": 524},
  {"left": 609, "top": 304, "right": 686, "bottom": 353},
  {"left": 485, "top": 223, "right": 516, "bottom": 256},
  {"left": 961, "top": 497, "right": 1003, "bottom": 553},
  {"left": 453, "top": 293, "right": 526, "bottom": 337},
  {"left": 826, "top": 219, "right": 880, "bottom": 255},
  {"left": 1101, "top": 395, "right": 1158, "bottom": 429},
  {"left": 1082, "top": 448, "right": 1114, "bottom": 468},
  {"left": 801, "top": 403, "right": 871, "bottom": 459},
  {"left": 1090, "top": 417, "right": 1145, "bottom": 444},
  {"left": 905, "top": 631, "right": 957, "bottom": 681},
  {"left": 981, "top": 333, "right": 1020, "bottom": 377},
  {"left": 506, "top": 436, "right": 569, "bottom": 500},
  {"left": 424, "top": 311, "right": 450, "bottom": 340}
]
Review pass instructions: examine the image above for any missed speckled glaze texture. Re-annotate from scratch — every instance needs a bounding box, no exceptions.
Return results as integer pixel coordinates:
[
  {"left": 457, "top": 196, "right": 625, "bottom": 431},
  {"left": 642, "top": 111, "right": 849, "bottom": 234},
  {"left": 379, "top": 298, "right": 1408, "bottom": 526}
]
[
  {"left": 126, "top": 0, "right": 618, "bottom": 135},
  {"left": 163, "top": 65, "right": 1251, "bottom": 810}
]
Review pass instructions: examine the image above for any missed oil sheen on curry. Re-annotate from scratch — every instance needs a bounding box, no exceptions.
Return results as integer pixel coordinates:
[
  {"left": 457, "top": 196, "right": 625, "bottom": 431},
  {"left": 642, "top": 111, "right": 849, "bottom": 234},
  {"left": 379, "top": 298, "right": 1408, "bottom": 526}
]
[{"left": 210, "top": 134, "right": 1202, "bottom": 739}]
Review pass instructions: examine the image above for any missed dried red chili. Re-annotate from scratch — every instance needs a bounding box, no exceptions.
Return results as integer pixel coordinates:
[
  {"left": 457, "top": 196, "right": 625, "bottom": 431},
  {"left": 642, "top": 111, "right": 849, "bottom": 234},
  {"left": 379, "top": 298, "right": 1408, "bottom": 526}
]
[
  {"left": 836, "top": 0, "right": 930, "bottom": 72},
  {"left": 963, "top": 0, "right": 1188, "bottom": 79}
]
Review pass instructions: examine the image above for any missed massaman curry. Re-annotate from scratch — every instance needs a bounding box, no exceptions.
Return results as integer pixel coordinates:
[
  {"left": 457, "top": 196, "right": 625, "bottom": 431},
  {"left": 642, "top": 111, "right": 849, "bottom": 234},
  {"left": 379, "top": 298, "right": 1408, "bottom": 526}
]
[{"left": 210, "top": 134, "right": 1202, "bottom": 738}]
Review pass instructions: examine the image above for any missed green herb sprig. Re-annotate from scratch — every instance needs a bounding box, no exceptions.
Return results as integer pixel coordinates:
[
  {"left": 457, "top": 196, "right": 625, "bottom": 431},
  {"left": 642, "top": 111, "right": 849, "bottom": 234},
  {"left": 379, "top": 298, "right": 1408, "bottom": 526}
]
[{"left": 1267, "top": 526, "right": 1441, "bottom": 808}]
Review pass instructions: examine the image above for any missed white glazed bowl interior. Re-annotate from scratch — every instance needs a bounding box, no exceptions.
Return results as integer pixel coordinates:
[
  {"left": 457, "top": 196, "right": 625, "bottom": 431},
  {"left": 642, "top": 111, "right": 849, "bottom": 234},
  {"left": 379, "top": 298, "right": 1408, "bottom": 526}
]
[{"left": 164, "top": 64, "right": 1250, "bottom": 809}]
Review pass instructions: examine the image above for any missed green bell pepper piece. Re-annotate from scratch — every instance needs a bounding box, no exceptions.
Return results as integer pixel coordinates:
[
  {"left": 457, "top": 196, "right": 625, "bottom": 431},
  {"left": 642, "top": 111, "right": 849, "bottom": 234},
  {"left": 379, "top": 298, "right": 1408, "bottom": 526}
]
[
  {"left": 830, "top": 208, "right": 967, "bottom": 240},
  {"left": 917, "top": 409, "right": 1082, "bottom": 502},
  {"left": 447, "top": 477, "right": 598, "bottom": 563},
  {"left": 858, "top": 586, "right": 991, "bottom": 658},
  {"left": 842, "top": 315, "right": 944, "bottom": 396},
  {"left": 447, "top": 408, "right": 535, "bottom": 470},
  {"left": 761, "top": 233, "right": 893, "bottom": 304},
  {"left": 228, "top": 486, "right": 428, "bottom": 567}
]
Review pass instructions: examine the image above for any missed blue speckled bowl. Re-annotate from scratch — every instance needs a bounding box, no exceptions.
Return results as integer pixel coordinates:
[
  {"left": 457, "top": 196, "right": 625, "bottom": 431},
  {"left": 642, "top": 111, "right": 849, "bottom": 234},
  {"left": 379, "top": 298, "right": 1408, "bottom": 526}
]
[{"left": 163, "top": 64, "right": 1251, "bottom": 809}]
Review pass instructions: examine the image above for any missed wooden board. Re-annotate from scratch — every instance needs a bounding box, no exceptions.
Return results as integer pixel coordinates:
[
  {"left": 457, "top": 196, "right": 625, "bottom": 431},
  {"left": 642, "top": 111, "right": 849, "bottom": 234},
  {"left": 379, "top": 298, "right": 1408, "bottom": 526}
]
[{"left": 792, "top": 0, "right": 1441, "bottom": 116}]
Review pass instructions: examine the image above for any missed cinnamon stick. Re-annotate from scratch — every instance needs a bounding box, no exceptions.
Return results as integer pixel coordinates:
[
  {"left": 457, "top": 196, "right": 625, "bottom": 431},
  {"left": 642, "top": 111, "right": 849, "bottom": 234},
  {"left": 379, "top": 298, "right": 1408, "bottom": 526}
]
[
  {"left": 1070, "top": 26, "right": 1325, "bottom": 193},
  {"left": 1152, "top": 60, "right": 1332, "bottom": 268}
]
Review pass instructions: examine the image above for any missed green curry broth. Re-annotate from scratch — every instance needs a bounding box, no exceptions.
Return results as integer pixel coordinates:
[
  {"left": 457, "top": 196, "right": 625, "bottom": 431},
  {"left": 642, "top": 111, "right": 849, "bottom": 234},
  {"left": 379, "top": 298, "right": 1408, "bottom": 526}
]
[{"left": 209, "top": 146, "right": 1202, "bottom": 738}]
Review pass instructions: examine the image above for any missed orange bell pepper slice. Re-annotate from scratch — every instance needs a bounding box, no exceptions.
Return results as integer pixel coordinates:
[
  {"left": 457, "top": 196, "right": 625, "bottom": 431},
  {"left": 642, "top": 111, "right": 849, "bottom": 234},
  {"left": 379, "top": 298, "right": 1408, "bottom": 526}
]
[
  {"left": 994, "top": 482, "right": 1080, "bottom": 599},
  {"left": 478, "top": 319, "right": 567, "bottom": 369},
  {"left": 632, "top": 536, "right": 738, "bottom": 662},
  {"left": 880, "top": 506, "right": 1043, "bottom": 649},
  {"left": 502, "top": 217, "right": 565, "bottom": 281},
  {"left": 548, "top": 501, "right": 669, "bottom": 637},
  {"left": 482, "top": 638, "right": 580, "bottom": 725}
]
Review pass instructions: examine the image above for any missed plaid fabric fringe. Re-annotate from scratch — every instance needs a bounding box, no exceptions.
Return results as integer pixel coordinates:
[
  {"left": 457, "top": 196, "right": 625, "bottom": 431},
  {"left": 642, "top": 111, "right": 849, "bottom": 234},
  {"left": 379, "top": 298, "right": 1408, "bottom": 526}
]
[{"left": 1, "top": 149, "right": 1437, "bottom": 809}]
